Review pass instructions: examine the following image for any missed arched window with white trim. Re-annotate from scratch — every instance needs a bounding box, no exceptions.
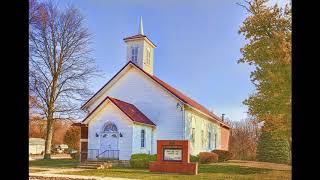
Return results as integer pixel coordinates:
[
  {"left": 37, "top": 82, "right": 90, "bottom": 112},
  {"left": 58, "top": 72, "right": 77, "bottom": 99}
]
[{"left": 103, "top": 121, "right": 118, "bottom": 132}]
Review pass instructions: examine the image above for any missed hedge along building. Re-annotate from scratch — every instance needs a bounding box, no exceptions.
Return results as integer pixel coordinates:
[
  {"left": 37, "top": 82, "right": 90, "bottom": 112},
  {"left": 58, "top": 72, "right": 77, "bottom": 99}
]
[{"left": 75, "top": 17, "right": 230, "bottom": 161}]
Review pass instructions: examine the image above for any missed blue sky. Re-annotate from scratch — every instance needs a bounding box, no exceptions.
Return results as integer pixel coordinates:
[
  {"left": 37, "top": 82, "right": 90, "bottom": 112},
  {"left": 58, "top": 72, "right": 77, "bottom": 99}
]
[{"left": 57, "top": 0, "right": 289, "bottom": 122}]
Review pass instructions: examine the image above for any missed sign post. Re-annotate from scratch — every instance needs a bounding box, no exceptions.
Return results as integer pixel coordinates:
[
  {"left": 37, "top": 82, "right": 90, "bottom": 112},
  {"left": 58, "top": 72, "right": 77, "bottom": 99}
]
[{"left": 149, "top": 140, "right": 198, "bottom": 175}]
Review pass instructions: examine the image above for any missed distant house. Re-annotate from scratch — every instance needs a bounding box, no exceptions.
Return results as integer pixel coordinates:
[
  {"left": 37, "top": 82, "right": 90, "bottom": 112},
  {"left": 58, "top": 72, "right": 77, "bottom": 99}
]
[
  {"left": 29, "top": 138, "right": 45, "bottom": 155},
  {"left": 54, "top": 144, "right": 69, "bottom": 153}
]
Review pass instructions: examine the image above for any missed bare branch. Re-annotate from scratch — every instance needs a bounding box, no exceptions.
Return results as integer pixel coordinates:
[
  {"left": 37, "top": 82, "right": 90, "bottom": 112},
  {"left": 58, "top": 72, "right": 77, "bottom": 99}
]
[{"left": 29, "top": 0, "right": 100, "bottom": 158}]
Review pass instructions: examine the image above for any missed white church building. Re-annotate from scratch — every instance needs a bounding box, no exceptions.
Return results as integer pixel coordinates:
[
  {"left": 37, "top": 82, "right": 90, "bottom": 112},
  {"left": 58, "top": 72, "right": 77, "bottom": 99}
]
[{"left": 76, "top": 18, "right": 230, "bottom": 161}]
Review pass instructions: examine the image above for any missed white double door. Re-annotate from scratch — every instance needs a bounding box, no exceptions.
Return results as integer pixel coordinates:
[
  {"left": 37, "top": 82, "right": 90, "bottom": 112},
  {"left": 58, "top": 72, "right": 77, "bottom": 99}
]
[{"left": 100, "top": 132, "right": 119, "bottom": 153}]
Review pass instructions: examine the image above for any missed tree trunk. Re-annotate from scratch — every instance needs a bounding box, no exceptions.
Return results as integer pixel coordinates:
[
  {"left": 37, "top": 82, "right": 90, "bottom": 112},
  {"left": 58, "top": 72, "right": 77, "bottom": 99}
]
[
  {"left": 44, "top": 69, "right": 59, "bottom": 159},
  {"left": 44, "top": 115, "right": 54, "bottom": 159}
]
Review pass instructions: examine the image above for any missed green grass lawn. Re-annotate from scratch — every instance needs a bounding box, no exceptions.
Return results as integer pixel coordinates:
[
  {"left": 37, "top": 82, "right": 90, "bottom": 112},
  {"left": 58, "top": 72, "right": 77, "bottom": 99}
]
[
  {"left": 29, "top": 159, "right": 79, "bottom": 168},
  {"left": 62, "top": 164, "right": 291, "bottom": 180}
]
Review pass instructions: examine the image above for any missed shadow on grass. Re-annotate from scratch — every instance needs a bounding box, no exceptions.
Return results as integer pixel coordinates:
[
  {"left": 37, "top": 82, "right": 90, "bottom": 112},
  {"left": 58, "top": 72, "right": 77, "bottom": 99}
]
[
  {"left": 199, "top": 164, "right": 272, "bottom": 175},
  {"left": 104, "top": 168, "right": 150, "bottom": 174},
  {"left": 109, "top": 165, "right": 271, "bottom": 176},
  {"left": 29, "top": 159, "right": 79, "bottom": 168}
]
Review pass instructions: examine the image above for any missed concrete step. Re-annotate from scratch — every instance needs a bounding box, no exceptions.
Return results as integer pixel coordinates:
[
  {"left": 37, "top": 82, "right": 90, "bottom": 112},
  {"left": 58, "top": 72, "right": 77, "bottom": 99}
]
[
  {"left": 79, "top": 164, "right": 103, "bottom": 167},
  {"left": 77, "top": 165, "right": 99, "bottom": 169},
  {"left": 78, "top": 162, "right": 104, "bottom": 169},
  {"left": 81, "top": 163, "right": 103, "bottom": 165},
  {"left": 78, "top": 160, "right": 130, "bottom": 169}
]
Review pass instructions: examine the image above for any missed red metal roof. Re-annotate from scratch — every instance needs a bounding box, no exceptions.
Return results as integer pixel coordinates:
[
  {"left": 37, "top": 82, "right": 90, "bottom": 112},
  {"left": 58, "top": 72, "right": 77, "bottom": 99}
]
[
  {"left": 152, "top": 76, "right": 223, "bottom": 121},
  {"left": 123, "top": 34, "right": 157, "bottom": 47},
  {"left": 123, "top": 34, "right": 146, "bottom": 40},
  {"left": 129, "top": 63, "right": 229, "bottom": 128},
  {"left": 82, "top": 96, "right": 155, "bottom": 126}
]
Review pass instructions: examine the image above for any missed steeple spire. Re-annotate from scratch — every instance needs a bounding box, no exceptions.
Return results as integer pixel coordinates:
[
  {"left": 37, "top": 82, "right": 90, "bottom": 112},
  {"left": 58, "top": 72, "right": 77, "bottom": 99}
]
[
  {"left": 138, "top": 16, "right": 144, "bottom": 35},
  {"left": 124, "top": 16, "right": 156, "bottom": 75}
]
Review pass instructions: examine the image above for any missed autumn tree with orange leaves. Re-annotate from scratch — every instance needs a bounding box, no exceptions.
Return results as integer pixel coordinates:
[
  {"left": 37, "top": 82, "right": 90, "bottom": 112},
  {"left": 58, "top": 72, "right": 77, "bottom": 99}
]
[{"left": 237, "top": 0, "right": 291, "bottom": 163}]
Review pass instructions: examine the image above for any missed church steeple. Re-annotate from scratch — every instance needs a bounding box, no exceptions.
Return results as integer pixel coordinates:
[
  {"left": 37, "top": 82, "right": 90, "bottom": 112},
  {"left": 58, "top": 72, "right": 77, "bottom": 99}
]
[
  {"left": 123, "top": 17, "right": 156, "bottom": 75},
  {"left": 138, "top": 16, "right": 144, "bottom": 35}
]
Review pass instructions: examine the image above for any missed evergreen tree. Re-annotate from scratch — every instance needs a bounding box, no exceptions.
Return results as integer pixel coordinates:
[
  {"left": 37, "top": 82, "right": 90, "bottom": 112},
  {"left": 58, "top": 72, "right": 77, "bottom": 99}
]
[
  {"left": 237, "top": 0, "right": 291, "bottom": 163},
  {"left": 256, "top": 129, "right": 290, "bottom": 164}
]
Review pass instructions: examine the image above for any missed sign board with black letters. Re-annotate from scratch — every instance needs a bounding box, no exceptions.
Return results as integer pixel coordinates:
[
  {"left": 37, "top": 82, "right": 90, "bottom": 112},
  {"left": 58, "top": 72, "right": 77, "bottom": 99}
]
[{"left": 163, "top": 148, "right": 182, "bottom": 161}]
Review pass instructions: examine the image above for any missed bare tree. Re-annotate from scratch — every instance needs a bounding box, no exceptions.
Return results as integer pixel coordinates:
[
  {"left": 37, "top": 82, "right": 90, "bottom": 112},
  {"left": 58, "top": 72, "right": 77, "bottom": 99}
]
[
  {"left": 29, "top": 0, "right": 42, "bottom": 25},
  {"left": 226, "top": 117, "right": 261, "bottom": 160},
  {"left": 29, "top": 0, "right": 99, "bottom": 159}
]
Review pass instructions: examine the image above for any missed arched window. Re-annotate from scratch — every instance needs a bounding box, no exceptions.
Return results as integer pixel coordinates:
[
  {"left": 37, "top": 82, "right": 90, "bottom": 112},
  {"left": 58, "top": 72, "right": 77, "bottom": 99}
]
[
  {"left": 146, "top": 48, "right": 151, "bottom": 65},
  {"left": 131, "top": 47, "right": 138, "bottom": 63},
  {"left": 141, "top": 129, "right": 145, "bottom": 148},
  {"left": 103, "top": 122, "right": 118, "bottom": 132}
]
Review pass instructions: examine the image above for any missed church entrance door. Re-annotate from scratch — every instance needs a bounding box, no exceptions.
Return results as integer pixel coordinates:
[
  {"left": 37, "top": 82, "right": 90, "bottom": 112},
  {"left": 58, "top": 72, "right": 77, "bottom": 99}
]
[
  {"left": 99, "top": 121, "right": 119, "bottom": 159},
  {"left": 100, "top": 132, "right": 119, "bottom": 152}
]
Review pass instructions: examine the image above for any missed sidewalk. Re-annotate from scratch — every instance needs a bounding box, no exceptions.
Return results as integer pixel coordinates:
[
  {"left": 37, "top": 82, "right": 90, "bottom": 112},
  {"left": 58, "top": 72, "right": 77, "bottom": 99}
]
[{"left": 29, "top": 167, "right": 139, "bottom": 180}]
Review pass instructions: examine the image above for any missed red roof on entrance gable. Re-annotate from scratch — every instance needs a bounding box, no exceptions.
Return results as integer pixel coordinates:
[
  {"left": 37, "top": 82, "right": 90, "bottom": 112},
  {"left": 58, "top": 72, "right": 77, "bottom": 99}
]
[
  {"left": 82, "top": 96, "right": 155, "bottom": 126},
  {"left": 109, "top": 97, "right": 156, "bottom": 126}
]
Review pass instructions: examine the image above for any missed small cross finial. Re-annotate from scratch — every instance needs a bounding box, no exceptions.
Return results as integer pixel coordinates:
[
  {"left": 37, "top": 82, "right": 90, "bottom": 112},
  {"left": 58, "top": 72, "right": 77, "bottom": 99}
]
[{"left": 138, "top": 16, "right": 144, "bottom": 35}]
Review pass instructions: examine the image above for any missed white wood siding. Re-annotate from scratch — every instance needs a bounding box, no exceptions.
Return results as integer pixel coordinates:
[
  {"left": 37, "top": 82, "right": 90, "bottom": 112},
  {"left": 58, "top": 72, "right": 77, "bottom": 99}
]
[
  {"left": 86, "top": 67, "right": 184, "bottom": 154},
  {"left": 87, "top": 102, "right": 133, "bottom": 160},
  {"left": 132, "top": 124, "right": 153, "bottom": 154},
  {"left": 142, "top": 41, "right": 154, "bottom": 74},
  {"left": 185, "top": 109, "right": 221, "bottom": 155}
]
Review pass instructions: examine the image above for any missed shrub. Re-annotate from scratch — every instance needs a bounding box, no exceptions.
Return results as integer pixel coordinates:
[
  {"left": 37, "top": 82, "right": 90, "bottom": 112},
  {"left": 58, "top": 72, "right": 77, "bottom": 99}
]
[
  {"left": 70, "top": 152, "right": 79, "bottom": 160},
  {"left": 190, "top": 155, "right": 199, "bottom": 162},
  {"left": 198, "top": 152, "right": 218, "bottom": 164},
  {"left": 256, "top": 131, "right": 290, "bottom": 164},
  {"left": 129, "top": 153, "right": 157, "bottom": 168},
  {"left": 211, "top": 150, "right": 233, "bottom": 162},
  {"left": 64, "top": 127, "right": 80, "bottom": 151}
]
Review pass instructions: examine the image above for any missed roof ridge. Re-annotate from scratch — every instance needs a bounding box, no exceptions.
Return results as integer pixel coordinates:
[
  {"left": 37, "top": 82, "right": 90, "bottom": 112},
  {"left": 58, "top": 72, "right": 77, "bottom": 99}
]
[
  {"left": 128, "top": 63, "right": 228, "bottom": 127},
  {"left": 81, "top": 62, "right": 229, "bottom": 128},
  {"left": 152, "top": 75, "right": 223, "bottom": 120}
]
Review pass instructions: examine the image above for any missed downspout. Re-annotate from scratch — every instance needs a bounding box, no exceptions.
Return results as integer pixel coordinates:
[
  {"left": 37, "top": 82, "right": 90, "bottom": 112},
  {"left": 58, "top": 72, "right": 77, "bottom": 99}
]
[
  {"left": 131, "top": 124, "right": 134, "bottom": 155},
  {"left": 151, "top": 127, "right": 154, "bottom": 154},
  {"left": 182, "top": 104, "right": 186, "bottom": 140},
  {"left": 79, "top": 127, "right": 82, "bottom": 161}
]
